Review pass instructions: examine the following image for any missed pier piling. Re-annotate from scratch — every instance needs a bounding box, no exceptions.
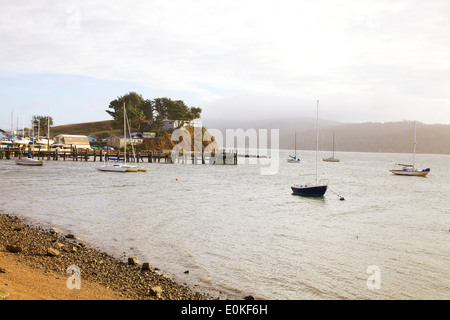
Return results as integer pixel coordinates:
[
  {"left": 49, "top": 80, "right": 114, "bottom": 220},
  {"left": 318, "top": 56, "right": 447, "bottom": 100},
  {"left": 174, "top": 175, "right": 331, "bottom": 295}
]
[{"left": 0, "top": 147, "right": 238, "bottom": 165}]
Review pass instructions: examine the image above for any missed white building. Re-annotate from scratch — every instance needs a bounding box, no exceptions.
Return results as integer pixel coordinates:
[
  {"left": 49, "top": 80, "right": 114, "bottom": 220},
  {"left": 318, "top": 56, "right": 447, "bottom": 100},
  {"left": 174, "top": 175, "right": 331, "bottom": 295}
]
[{"left": 162, "top": 119, "right": 202, "bottom": 131}]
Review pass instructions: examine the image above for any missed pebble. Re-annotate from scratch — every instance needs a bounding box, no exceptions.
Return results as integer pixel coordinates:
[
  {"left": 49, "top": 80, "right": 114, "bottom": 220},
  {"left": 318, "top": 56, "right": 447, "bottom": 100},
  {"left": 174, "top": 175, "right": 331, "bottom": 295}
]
[
  {"left": 46, "top": 247, "right": 60, "bottom": 257},
  {"left": 0, "top": 267, "right": 11, "bottom": 273},
  {"left": 149, "top": 286, "right": 163, "bottom": 299},
  {"left": 5, "top": 245, "right": 22, "bottom": 253},
  {"left": 128, "top": 257, "right": 139, "bottom": 265},
  {"left": 142, "top": 262, "right": 152, "bottom": 270},
  {"left": 0, "top": 289, "right": 10, "bottom": 300}
]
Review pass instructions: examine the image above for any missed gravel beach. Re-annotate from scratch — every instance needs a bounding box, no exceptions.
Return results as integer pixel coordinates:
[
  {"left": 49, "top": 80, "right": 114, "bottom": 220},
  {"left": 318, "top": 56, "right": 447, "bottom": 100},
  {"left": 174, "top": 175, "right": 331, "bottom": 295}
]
[{"left": 0, "top": 213, "right": 210, "bottom": 300}]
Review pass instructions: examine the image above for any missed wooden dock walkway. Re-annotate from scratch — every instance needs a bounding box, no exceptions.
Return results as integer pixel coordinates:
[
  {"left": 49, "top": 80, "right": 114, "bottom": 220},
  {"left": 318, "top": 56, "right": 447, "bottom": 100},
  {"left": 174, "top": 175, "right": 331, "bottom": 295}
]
[{"left": 0, "top": 147, "right": 238, "bottom": 165}]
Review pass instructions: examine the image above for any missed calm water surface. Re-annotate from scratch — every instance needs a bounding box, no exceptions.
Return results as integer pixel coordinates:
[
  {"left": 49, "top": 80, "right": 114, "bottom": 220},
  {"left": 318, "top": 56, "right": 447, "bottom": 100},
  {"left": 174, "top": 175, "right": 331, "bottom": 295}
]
[{"left": 1, "top": 150, "right": 449, "bottom": 299}]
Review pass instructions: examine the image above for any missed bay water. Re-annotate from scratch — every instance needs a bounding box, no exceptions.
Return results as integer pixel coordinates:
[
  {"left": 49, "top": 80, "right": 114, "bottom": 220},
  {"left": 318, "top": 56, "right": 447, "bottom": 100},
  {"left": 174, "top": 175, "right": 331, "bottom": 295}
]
[{"left": 1, "top": 150, "right": 449, "bottom": 299}]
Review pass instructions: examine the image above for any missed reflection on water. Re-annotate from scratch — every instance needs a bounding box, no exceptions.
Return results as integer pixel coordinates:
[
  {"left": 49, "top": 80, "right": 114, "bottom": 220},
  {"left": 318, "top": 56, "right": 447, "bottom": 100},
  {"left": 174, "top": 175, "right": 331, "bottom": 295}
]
[{"left": 1, "top": 150, "right": 449, "bottom": 299}]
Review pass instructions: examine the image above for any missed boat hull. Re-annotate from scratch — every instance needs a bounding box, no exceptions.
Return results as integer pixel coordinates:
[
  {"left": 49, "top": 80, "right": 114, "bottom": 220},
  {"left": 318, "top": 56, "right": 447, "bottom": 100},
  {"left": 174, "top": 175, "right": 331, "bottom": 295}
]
[
  {"left": 390, "top": 168, "right": 430, "bottom": 176},
  {"left": 15, "top": 159, "right": 43, "bottom": 166},
  {"left": 287, "top": 155, "right": 300, "bottom": 163},
  {"left": 323, "top": 157, "right": 340, "bottom": 162},
  {"left": 96, "top": 165, "right": 127, "bottom": 172},
  {"left": 291, "top": 184, "right": 327, "bottom": 197},
  {"left": 95, "top": 164, "right": 144, "bottom": 172},
  {"left": 124, "top": 165, "right": 139, "bottom": 172}
]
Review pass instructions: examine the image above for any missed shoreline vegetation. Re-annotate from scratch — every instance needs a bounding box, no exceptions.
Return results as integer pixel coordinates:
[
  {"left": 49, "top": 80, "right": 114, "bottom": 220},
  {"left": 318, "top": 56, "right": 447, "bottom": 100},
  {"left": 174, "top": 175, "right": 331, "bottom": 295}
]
[{"left": 0, "top": 213, "right": 210, "bottom": 300}]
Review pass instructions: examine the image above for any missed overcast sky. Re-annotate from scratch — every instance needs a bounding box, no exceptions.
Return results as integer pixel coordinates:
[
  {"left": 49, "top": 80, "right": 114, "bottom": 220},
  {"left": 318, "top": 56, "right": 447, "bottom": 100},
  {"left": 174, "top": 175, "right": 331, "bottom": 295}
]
[{"left": 1, "top": 0, "right": 450, "bottom": 129}]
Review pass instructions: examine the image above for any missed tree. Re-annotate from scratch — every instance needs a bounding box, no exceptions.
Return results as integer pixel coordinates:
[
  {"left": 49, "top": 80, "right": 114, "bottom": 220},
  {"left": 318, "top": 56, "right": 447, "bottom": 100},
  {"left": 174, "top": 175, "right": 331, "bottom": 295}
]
[
  {"left": 32, "top": 115, "right": 53, "bottom": 133},
  {"left": 152, "top": 97, "right": 202, "bottom": 128},
  {"left": 106, "top": 93, "right": 202, "bottom": 132},
  {"left": 106, "top": 92, "right": 152, "bottom": 131}
]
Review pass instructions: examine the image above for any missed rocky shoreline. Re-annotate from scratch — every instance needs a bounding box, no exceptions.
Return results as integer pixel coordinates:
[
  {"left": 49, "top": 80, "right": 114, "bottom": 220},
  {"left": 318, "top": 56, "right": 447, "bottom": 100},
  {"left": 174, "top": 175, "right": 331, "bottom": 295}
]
[{"left": 0, "top": 213, "right": 210, "bottom": 300}]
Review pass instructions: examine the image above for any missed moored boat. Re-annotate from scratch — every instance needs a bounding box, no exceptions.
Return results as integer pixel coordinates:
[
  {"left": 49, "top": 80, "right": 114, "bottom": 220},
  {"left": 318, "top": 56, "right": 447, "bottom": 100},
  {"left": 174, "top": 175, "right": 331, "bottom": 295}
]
[
  {"left": 287, "top": 131, "right": 301, "bottom": 163},
  {"left": 291, "top": 183, "right": 327, "bottom": 197},
  {"left": 390, "top": 164, "right": 430, "bottom": 176},
  {"left": 323, "top": 131, "right": 339, "bottom": 162},
  {"left": 390, "top": 122, "right": 429, "bottom": 177},
  {"left": 291, "top": 100, "right": 328, "bottom": 197},
  {"left": 96, "top": 161, "right": 127, "bottom": 172},
  {"left": 15, "top": 158, "right": 43, "bottom": 166},
  {"left": 95, "top": 103, "right": 144, "bottom": 173}
]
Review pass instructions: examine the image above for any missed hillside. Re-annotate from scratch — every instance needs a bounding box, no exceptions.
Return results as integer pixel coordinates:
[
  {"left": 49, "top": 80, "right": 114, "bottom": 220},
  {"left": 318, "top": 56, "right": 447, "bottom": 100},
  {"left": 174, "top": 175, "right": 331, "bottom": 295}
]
[
  {"left": 51, "top": 119, "right": 450, "bottom": 154},
  {"left": 203, "top": 118, "right": 450, "bottom": 155},
  {"left": 316, "top": 122, "right": 450, "bottom": 155},
  {"left": 51, "top": 120, "right": 118, "bottom": 139}
]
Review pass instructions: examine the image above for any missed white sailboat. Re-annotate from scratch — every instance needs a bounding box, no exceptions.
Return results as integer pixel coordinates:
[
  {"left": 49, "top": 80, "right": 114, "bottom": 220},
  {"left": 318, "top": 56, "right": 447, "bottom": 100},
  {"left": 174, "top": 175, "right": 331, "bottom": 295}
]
[
  {"left": 287, "top": 131, "right": 301, "bottom": 163},
  {"left": 15, "top": 116, "right": 43, "bottom": 166},
  {"left": 95, "top": 161, "right": 128, "bottom": 172},
  {"left": 390, "top": 121, "right": 430, "bottom": 176},
  {"left": 124, "top": 109, "right": 146, "bottom": 172},
  {"left": 96, "top": 103, "right": 138, "bottom": 172},
  {"left": 291, "top": 100, "right": 328, "bottom": 197},
  {"left": 15, "top": 157, "right": 43, "bottom": 166},
  {"left": 323, "top": 131, "right": 339, "bottom": 162}
]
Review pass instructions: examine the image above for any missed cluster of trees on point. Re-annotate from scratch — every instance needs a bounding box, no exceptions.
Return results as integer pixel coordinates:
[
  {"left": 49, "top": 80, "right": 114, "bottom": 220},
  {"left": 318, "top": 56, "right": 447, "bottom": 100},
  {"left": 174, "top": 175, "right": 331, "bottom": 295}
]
[{"left": 105, "top": 92, "right": 202, "bottom": 134}]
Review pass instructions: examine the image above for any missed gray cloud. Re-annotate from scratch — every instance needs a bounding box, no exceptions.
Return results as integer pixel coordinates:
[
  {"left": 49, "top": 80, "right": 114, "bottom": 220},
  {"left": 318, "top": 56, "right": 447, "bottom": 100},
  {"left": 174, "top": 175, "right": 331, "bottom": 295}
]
[{"left": 1, "top": 0, "right": 450, "bottom": 126}]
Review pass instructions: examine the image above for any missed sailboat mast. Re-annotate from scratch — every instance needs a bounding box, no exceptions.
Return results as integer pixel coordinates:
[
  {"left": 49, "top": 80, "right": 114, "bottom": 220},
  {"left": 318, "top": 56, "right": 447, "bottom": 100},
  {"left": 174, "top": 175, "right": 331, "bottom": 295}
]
[
  {"left": 32, "top": 116, "right": 35, "bottom": 154},
  {"left": 123, "top": 102, "right": 126, "bottom": 165},
  {"left": 47, "top": 110, "right": 50, "bottom": 154},
  {"left": 316, "top": 100, "right": 319, "bottom": 182},
  {"left": 332, "top": 131, "right": 335, "bottom": 158},
  {"left": 294, "top": 131, "right": 297, "bottom": 158},
  {"left": 413, "top": 121, "right": 417, "bottom": 168}
]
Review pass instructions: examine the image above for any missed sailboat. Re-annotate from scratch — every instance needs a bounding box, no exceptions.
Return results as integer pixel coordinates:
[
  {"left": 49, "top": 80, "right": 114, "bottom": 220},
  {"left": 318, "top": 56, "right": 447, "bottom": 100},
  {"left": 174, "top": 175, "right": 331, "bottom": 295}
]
[
  {"left": 15, "top": 117, "right": 43, "bottom": 166},
  {"left": 287, "top": 131, "right": 301, "bottom": 163},
  {"left": 15, "top": 157, "right": 43, "bottom": 166},
  {"left": 96, "top": 103, "right": 138, "bottom": 172},
  {"left": 124, "top": 110, "right": 147, "bottom": 172},
  {"left": 291, "top": 101, "right": 328, "bottom": 197},
  {"left": 323, "top": 131, "right": 340, "bottom": 162},
  {"left": 390, "top": 121, "right": 430, "bottom": 176}
]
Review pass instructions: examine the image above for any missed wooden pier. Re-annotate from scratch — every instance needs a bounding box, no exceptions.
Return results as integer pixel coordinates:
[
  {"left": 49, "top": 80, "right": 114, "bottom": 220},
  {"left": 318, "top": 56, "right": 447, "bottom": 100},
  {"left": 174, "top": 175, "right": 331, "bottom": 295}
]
[{"left": 0, "top": 147, "right": 238, "bottom": 165}]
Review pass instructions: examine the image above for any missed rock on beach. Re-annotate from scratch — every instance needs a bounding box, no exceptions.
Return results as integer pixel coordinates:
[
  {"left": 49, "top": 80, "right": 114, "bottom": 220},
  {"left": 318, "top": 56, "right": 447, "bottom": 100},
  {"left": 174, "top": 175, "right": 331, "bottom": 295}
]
[
  {"left": 128, "top": 257, "right": 139, "bottom": 265},
  {"left": 5, "top": 245, "right": 22, "bottom": 253},
  {"left": 46, "top": 247, "right": 60, "bottom": 257}
]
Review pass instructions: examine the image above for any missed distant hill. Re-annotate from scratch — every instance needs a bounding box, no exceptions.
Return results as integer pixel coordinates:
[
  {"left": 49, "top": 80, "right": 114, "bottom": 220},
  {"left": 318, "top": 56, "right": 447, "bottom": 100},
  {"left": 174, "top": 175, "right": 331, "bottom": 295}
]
[
  {"left": 51, "top": 120, "right": 118, "bottom": 140},
  {"left": 317, "top": 121, "right": 450, "bottom": 155},
  {"left": 202, "top": 118, "right": 450, "bottom": 155},
  {"left": 51, "top": 118, "right": 450, "bottom": 154}
]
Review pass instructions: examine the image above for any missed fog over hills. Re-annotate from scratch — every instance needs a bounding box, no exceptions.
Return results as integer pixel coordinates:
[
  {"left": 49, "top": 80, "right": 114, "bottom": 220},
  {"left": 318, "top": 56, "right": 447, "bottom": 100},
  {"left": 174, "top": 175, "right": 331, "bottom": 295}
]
[{"left": 202, "top": 118, "right": 450, "bottom": 155}]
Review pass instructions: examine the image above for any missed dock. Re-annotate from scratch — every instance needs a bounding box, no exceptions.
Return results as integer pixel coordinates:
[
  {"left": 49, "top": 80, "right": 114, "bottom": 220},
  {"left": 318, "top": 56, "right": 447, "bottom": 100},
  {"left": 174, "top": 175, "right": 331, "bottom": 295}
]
[{"left": 0, "top": 147, "right": 238, "bottom": 165}]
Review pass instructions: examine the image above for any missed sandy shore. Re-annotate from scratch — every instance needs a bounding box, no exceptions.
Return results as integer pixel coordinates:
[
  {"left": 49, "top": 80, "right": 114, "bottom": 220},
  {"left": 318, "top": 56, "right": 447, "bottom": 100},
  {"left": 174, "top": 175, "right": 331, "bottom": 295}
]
[{"left": 0, "top": 213, "right": 210, "bottom": 300}]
